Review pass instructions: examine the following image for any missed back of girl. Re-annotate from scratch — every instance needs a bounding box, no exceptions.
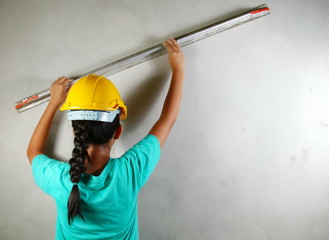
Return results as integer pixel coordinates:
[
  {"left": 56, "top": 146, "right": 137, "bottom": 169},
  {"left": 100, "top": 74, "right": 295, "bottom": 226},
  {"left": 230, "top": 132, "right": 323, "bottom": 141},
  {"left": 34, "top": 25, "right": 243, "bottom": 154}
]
[{"left": 27, "top": 38, "right": 184, "bottom": 240}]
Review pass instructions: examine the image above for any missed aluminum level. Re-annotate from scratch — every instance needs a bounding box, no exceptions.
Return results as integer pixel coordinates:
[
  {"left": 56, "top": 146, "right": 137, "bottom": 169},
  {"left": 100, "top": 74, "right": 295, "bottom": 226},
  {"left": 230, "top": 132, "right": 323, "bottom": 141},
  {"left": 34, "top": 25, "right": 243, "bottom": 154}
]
[{"left": 15, "top": 4, "right": 270, "bottom": 113}]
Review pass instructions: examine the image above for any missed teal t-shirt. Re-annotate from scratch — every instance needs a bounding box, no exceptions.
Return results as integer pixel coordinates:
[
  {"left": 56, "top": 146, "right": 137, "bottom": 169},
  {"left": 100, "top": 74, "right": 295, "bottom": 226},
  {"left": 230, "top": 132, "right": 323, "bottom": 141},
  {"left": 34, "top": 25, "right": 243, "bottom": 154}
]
[{"left": 32, "top": 134, "right": 161, "bottom": 240}]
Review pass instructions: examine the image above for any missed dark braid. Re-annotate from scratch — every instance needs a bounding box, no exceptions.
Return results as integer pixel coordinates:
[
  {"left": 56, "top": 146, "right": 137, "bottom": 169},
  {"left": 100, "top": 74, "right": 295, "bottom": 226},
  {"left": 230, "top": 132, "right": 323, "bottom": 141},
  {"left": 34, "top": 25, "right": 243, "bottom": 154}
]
[
  {"left": 67, "top": 116, "right": 120, "bottom": 225},
  {"left": 68, "top": 121, "right": 90, "bottom": 224}
]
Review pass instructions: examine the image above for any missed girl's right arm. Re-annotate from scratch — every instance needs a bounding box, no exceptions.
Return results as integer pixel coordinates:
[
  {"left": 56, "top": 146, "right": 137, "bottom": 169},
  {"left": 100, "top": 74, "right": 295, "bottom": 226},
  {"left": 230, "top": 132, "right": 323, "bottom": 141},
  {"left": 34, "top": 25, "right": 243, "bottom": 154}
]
[
  {"left": 149, "top": 38, "right": 185, "bottom": 147},
  {"left": 27, "top": 77, "right": 72, "bottom": 163}
]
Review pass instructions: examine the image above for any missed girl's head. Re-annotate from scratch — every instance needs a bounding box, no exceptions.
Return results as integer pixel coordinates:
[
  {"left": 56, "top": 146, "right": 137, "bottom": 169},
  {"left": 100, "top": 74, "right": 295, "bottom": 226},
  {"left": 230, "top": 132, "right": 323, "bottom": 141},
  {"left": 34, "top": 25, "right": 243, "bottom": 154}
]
[{"left": 60, "top": 74, "right": 127, "bottom": 224}]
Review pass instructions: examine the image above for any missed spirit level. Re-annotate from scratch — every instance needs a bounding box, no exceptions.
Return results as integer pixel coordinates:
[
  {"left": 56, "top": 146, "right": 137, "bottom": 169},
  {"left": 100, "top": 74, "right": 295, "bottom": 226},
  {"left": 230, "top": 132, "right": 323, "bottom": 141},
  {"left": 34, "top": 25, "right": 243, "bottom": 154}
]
[{"left": 15, "top": 4, "right": 270, "bottom": 113}]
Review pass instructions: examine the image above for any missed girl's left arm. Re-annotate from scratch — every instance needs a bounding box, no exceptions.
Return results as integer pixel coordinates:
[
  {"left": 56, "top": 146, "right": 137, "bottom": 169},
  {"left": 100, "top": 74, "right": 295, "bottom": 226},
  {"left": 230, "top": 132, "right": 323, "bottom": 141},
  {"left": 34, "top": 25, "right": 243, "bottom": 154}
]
[{"left": 27, "top": 76, "right": 72, "bottom": 164}]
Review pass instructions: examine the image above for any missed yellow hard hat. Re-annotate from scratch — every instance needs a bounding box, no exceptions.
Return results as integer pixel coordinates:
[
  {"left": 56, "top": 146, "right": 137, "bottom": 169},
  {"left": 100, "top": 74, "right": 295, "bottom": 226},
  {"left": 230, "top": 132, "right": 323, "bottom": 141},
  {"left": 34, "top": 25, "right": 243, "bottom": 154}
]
[{"left": 60, "top": 74, "right": 127, "bottom": 121}]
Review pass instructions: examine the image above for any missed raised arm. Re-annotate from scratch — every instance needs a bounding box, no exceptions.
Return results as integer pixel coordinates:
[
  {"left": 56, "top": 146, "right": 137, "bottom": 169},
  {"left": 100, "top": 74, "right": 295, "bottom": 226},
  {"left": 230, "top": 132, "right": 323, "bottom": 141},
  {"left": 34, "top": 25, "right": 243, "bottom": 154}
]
[
  {"left": 27, "top": 77, "right": 72, "bottom": 163},
  {"left": 149, "top": 38, "right": 185, "bottom": 147}
]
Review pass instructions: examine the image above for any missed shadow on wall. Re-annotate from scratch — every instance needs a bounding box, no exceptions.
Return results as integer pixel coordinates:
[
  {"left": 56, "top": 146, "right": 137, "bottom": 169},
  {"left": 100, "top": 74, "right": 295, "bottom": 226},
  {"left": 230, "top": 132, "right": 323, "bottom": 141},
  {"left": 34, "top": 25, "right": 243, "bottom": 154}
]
[
  {"left": 45, "top": 110, "right": 67, "bottom": 162},
  {"left": 123, "top": 71, "right": 169, "bottom": 135}
]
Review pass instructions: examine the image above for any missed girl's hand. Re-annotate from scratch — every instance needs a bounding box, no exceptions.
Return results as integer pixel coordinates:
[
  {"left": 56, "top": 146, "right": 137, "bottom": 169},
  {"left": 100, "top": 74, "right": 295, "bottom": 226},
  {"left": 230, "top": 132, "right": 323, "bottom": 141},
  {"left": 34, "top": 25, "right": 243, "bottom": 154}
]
[
  {"left": 49, "top": 76, "right": 73, "bottom": 107},
  {"left": 163, "top": 38, "right": 184, "bottom": 72}
]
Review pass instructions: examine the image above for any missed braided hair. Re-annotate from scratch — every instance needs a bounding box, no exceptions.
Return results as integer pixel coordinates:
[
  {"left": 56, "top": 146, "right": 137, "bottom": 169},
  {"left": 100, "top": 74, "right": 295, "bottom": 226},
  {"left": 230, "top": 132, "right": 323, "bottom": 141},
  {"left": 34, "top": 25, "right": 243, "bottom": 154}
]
[{"left": 68, "top": 115, "right": 120, "bottom": 224}]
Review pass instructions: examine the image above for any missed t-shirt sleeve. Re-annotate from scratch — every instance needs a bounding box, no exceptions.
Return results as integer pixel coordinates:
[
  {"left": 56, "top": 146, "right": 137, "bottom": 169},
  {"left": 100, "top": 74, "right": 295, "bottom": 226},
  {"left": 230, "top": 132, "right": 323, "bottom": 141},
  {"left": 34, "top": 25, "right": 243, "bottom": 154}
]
[
  {"left": 32, "top": 154, "right": 69, "bottom": 195},
  {"left": 124, "top": 134, "right": 161, "bottom": 189}
]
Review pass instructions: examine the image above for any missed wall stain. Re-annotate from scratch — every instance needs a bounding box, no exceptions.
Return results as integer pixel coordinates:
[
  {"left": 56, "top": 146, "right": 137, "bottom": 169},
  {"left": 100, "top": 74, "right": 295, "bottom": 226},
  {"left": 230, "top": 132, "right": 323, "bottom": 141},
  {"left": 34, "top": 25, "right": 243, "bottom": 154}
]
[
  {"left": 240, "top": 127, "right": 247, "bottom": 133},
  {"left": 290, "top": 155, "right": 296, "bottom": 162},
  {"left": 320, "top": 120, "right": 329, "bottom": 128},
  {"left": 290, "top": 149, "right": 310, "bottom": 163},
  {"left": 301, "top": 148, "right": 310, "bottom": 162}
]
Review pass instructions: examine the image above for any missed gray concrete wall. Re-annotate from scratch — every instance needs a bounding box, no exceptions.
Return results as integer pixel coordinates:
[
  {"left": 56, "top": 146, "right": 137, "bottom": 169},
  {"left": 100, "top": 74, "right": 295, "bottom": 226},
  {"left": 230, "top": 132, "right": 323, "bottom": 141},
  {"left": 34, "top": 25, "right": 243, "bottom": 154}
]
[{"left": 1, "top": 0, "right": 329, "bottom": 239}]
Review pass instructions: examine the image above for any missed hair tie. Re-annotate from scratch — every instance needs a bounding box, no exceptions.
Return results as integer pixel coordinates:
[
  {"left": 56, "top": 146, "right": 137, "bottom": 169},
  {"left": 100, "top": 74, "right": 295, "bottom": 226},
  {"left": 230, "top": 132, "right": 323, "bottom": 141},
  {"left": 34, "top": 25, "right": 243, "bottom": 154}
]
[{"left": 73, "top": 183, "right": 78, "bottom": 186}]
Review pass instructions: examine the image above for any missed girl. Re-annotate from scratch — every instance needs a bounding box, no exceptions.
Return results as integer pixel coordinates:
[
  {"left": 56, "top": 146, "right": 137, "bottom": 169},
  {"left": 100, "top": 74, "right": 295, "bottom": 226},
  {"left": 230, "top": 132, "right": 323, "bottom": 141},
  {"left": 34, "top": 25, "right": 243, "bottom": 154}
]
[{"left": 27, "top": 38, "right": 184, "bottom": 239}]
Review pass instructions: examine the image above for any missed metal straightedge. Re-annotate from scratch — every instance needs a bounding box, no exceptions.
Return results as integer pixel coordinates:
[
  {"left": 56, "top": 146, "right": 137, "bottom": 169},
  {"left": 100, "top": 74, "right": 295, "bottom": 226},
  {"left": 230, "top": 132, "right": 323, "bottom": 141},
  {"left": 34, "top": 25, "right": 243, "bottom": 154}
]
[{"left": 15, "top": 4, "right": 270, "bottom": 113}]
